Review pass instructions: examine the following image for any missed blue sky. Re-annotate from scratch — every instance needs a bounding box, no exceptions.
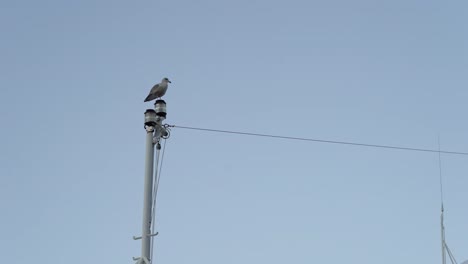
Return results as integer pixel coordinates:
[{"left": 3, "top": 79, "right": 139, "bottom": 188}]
[{"left": 1, "top": 1, "right": 467, "bottom": 263}]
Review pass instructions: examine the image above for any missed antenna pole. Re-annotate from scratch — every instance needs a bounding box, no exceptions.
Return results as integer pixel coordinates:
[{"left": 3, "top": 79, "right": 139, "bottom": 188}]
[
  {"left": 438, "top": 138, "right": 447, "bottom": 264},
  {"left": 135, "top": 101, "right": 168, "bottom": 264},
  {"left": 141, "top": 122, "right": 156, "bottom": 263}
]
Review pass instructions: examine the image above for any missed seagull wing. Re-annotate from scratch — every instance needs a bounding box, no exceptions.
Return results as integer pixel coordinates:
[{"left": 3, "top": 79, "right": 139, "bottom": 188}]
[{"left": 144, "top": 83, "right": 160, "bottom": 102}]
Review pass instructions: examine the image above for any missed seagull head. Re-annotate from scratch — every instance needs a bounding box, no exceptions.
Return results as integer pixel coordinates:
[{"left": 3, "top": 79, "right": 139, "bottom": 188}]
[{"left": 162, "top": 77, "right": 171, "bottom": 83}]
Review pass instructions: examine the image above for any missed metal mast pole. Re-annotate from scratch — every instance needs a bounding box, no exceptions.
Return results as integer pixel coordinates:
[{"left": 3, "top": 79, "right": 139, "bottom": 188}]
[
  {"left": 135, "top": 101, "right": 168, "bottom": 264},
  {"left": 141, "top": 121, "right": 155, "bottom": 263}
]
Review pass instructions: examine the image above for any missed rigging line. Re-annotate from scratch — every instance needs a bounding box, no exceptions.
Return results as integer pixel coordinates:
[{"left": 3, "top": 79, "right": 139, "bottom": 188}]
[
  {"left": 155, "top": 139, "right": 167, "bottom": 200},
  {"left": 446, "top": 243, "right": 458, "bottom": 264},
  {"left": 152, "top": 139, "right": 167, "bottom": 220},
  {"left": 151, "top": 144, "right": 161, "bottom": 224},
  {"left": 150, "top": 139, "right": 167, "bottom": 264},
  {"left": 150, "top": 143, "right": 161, "bottom": 264},
  {"left": 169, "top": 125, "right": 468, "bottom": 156}
]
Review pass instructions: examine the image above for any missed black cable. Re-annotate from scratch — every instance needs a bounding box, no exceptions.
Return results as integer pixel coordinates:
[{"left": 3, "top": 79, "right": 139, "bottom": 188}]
[{"left": 168, "top": 125, "right": 468, "bottom": 156}]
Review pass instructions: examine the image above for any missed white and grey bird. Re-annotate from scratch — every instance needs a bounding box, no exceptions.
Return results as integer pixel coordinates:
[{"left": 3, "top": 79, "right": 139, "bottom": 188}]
[{"left": 144, "top": 77, "right": 171, "bottom": 102}]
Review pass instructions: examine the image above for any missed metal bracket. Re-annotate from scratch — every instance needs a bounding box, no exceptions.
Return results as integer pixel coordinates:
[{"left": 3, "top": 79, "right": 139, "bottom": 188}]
[
  {"left": 133, "top": 256, "right": 150, "bottom": 264},
  {"left": 145, "top": 125, "right": 155, "bottom": 133},
  {"left": 133, "top": 232, "right": 159, "bottom": 240}
]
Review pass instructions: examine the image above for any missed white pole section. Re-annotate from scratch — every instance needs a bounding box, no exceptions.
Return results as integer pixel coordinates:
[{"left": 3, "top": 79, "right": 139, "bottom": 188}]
[
  {"left": 138, "top": 105, "right": 167, "bottom": 264},
  {"left": 142, "top": 118, "right": 156, "bottom": 263}
]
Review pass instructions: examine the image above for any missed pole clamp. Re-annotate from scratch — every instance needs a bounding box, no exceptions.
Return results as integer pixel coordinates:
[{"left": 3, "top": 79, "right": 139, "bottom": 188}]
[
  {"left": 133, "top": 232, "right": 159, "bottom": 240},
  {"left": 133, "top": 256, "right": 150, "bottom": 264}
]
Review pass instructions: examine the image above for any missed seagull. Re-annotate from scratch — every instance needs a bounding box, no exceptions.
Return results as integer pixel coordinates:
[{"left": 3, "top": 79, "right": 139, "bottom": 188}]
[{"left": 144, "top": 77, "right": 171, "bottom": 102}]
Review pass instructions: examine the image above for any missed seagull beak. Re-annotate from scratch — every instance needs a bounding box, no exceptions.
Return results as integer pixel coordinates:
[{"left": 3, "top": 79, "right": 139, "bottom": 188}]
[{"left": 168, "top": 80, "right": 172, "bottom": 83}]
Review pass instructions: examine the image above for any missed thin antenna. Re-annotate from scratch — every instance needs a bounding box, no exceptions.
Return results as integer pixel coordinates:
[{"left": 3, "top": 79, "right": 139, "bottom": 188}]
[
  {"left": 437, "top": 135, "right": 447, "bottom": 264},
  {"left": 438, "top": 136, "right": 459, "bottom": 264},
  {"left": 439, "top": 136, "right": 446, "bottom": 264},
  {"left": 438, "top": 136, "right": 444, "bottom": 209}
]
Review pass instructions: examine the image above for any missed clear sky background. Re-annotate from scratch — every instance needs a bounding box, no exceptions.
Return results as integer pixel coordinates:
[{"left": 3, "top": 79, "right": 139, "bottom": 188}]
[{"left": 1, "top": 1, "right": 467, "bottom": 263}]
